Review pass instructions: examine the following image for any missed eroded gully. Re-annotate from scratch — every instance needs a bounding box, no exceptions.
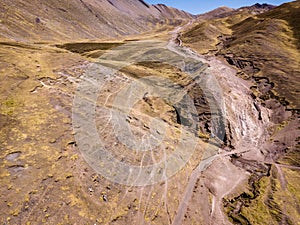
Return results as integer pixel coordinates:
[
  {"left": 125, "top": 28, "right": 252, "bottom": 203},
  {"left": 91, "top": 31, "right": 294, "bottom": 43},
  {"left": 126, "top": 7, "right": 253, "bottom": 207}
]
[{"left": 168, "top": 21, "right": 273, "bottom": 225}]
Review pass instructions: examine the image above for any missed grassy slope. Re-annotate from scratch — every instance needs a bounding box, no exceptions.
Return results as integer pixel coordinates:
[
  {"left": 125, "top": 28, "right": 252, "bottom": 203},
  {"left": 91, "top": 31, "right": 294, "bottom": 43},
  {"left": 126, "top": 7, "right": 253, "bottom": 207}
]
[
  {"left": 181, "top": 7, "right": 269, "bottom": 54},
  {"left": 222, "top": 1, "right": 300, "bottom": 109},
  {"left": 182, "top": 2, "right": 300, "bottom": 109},
  {"left": 0, "top": 4, "right": 195, "bottom": 222},
  {"left": 181, "top": 19, "right": 232, "bottom": 54},
  {"left": 0, "top": 40, "right": 210, "bottom": 224}
]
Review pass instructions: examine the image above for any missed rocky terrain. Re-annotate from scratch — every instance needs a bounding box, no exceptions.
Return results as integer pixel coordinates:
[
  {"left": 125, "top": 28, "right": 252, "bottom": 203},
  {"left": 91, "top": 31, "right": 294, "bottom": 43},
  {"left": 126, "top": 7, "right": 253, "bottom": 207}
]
[
  {"left": 181, "top": 1, "right": 300, "bottom": 224},
  {"left": 0, "top": 0, "right": 299, "bottom": 225}
]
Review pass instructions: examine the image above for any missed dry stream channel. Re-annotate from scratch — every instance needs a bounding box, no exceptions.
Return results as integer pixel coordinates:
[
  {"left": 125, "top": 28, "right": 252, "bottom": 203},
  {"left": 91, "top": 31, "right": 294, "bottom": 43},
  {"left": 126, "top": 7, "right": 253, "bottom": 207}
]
[{"left": 68, "top": 22, "right": 290, "bottom": 224}]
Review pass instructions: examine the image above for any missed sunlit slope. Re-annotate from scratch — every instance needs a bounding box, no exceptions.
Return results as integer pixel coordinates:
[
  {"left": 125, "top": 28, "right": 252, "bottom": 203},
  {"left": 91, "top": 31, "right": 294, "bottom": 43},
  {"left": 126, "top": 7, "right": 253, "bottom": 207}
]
[
  {"left": 182, "top": 1, "right": 300, "bottom": 108},
  {"left": 0, "top": 0, "right": 193, "bottom": 42},
  {"left": 221, "top": 1, "right": 300, "bottom": 109}
]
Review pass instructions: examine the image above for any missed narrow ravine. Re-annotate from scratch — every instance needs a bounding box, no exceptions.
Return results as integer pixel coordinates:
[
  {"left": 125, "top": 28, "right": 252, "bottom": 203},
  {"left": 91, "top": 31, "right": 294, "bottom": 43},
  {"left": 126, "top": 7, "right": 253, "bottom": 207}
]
[{"left": 168, "top": 22, "right": 274, "bottom": 225}]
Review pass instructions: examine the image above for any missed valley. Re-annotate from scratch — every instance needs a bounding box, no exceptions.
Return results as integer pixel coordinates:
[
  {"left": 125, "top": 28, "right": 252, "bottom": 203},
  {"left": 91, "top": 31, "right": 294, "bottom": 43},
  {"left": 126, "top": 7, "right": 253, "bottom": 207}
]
[{"left": 0, "top": 1, "right": 299, "bottom": 225}]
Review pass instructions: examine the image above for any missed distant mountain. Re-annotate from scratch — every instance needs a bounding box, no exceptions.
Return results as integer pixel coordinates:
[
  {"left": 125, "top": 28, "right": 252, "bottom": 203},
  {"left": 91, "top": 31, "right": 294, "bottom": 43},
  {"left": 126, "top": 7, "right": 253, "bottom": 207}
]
[
  {"left": 196, "top": 3, "right": 275, "bottom": 20},
  {"left": 196, "top": 6, "right": 234, "bottom": 20},
  {"left": 238, "top": 3, "right": 276, "bottom": 13},
  {"left": 0, "top": 0, "right": 193, "bottom": 42}
]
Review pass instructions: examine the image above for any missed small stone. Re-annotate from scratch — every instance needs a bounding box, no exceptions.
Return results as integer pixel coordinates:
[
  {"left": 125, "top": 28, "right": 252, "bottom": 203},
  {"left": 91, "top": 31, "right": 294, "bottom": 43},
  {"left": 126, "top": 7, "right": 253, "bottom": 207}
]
[
  {"left": 49, "top": 139, "right": 56, "bottom": 144},
  {"left": 5, "top": 152, "right": 21, "bottom": 161},
  {"left": 65, "top": 174, "right": 73, "bottom": 179},
  {"left": 102, "top": 194, "right": 108, "bottom": 202},
  {"left": 35, "top": 17, "right": 41, "bottom": 23},
  {"left": 67, "top": 141, "right": 77, "bottom": 146}
]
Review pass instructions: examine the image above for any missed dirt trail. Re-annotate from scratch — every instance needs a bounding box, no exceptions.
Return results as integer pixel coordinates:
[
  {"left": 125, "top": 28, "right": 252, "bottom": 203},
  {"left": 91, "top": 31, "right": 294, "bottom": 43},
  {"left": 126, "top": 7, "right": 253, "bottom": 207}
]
[
  {"left": 168, "top": 22, "right": 272, "bottom": 225},
  {"left": 1, "top": 13, "right": 298, "bottom": 225}
]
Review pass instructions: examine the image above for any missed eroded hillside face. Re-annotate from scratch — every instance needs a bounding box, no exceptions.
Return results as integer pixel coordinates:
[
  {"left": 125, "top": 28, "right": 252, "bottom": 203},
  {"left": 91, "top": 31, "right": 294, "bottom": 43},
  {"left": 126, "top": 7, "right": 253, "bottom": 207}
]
[{"left": 181, "top": 2, "right": 300, "bottom": 224}]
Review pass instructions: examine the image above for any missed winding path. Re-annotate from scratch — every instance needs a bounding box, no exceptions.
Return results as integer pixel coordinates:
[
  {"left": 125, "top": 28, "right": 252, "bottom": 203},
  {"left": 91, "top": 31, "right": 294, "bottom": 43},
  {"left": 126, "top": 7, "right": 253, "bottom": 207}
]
[{"left": 168, "top": 21, "right": 272, "bottom": 225}]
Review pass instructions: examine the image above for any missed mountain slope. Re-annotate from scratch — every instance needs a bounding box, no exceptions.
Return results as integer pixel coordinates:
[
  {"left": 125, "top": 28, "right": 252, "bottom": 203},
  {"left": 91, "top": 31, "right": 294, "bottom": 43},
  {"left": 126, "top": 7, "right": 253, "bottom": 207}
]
[
  {"left": 0, "top": 1, "right": 299, "bottom": 225},
  {"left": 181, "top": 4, "right": 276, "bottom": 54},
  {"left": 182, "top": 2, "right": 299, "bottom": 109},
  {"left": 220, "top": 1, "right": 300, "bottom": 109},
  {"left": 196, "top": 6, "right": 234, "bottom": 20},
  {"left": 181, "top": 2, "right": 300, "bottom": 224},
  {"left": 0, "top": 0, "right": 193, "bottom": 42}
]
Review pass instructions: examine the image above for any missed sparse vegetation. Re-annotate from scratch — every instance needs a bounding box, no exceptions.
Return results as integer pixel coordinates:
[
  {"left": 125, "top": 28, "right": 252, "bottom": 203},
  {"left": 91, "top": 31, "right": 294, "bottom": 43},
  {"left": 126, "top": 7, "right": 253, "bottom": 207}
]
[{"left": 0, "top": 1, "right": 299, "bottom": 225}]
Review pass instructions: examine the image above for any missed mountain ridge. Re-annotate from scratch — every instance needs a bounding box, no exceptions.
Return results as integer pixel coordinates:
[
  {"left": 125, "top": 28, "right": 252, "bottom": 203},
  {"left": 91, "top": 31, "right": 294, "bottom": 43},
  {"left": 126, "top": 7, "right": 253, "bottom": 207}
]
[
  {"left": 0, "top": 0, "right": 193, "bottom": 42},
  {"left": 196, "top": 3, "right": 276, "bottom": 20}
]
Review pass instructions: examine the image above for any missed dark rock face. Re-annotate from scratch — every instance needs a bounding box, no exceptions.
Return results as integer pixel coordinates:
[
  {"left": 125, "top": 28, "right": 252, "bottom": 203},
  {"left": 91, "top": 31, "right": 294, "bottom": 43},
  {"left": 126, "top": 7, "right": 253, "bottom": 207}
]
[
  {"left": 224, "top": 56, "right": 260, "bottom": 75},
  {"left": 245, "top": 3, "right": 276, "bottom": 11}
]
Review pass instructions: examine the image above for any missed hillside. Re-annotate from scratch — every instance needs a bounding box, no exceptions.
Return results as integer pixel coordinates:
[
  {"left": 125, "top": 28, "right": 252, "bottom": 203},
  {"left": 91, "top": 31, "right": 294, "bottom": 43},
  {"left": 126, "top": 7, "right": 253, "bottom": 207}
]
[
  {"left": 182, "top": 3, "right": 276, "bottom": 54},
  {"left": 0, "top": 1, "right": 299, "bottom": 225},
  {"left": 181, "top": 1, "right": 300, "bottom": 224},
  {"left": 182, "top": 2, "right": 299, "bottom": 108},
  {"left": 0, "top": 0, "right": 193, "bottom": 42},
  {"left": 220, "top": 1, "right": 300, "bottom": 109}
]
